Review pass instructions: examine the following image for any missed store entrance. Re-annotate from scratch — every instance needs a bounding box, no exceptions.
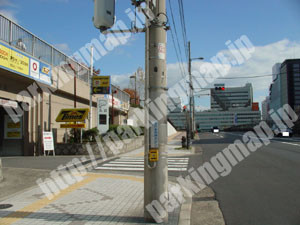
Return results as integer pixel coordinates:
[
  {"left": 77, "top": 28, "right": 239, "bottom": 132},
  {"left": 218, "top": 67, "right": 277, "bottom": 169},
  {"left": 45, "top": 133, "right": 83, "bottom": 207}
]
[{"left": 0, "top": 106, "right": 23, "bottom": 156}]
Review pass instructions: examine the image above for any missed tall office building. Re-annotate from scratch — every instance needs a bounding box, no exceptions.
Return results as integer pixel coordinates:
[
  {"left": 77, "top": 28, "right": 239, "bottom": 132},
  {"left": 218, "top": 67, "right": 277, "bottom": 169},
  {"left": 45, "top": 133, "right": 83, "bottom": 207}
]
[
  {"left": 261, "top": 96, "right": 270, "bottom": 121},
  {"left": 210, "top": 83, "right": 253, "bottom": 111},
  {"left": 279, "top": 59, "right": 300, "bottom": 110},
  {"left": 168, "top": 83, "right": 261, "bottom": 131}
]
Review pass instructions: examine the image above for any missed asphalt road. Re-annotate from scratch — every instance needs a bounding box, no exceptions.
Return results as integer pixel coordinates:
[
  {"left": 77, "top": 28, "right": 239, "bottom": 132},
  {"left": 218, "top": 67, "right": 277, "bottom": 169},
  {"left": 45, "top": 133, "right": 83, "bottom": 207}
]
[{"left": 193, "top": 131, "right": 300, "bottom": 225}]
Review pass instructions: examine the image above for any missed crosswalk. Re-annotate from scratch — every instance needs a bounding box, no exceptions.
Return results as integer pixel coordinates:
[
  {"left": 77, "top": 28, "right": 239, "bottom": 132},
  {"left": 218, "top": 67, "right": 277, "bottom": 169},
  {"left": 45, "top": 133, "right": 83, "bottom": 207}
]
[{"left": 95, "top": 157, "right": 189, "bottom": 172}]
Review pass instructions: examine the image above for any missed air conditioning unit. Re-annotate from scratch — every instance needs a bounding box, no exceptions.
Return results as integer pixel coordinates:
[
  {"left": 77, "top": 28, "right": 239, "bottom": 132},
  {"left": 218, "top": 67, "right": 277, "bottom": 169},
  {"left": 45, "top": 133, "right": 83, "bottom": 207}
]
[{"left": 93, "top": 0, "right": 115, "bottom": 31}]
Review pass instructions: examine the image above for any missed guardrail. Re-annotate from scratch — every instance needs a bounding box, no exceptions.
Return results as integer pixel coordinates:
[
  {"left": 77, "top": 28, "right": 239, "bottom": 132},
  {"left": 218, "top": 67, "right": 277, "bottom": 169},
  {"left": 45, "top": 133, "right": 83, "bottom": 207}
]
[{"left": 0, "top": 14, "right": 89, "bottom": 83}]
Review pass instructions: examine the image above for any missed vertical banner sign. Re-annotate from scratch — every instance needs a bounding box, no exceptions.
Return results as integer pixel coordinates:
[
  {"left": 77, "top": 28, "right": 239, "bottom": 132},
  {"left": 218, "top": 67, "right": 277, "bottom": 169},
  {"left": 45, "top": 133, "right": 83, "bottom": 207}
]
[
  {"left": 4, "top": 115, "right": 22, "bottom": 139},
  {"left": 234, "top": 113, "right": 238, "bottom": 125},
  {"left": 150, "top": 121, "right": 159, "bottom": 148},
  {"left": 43, "top": 131, "right": 55, "bottom": 156},
  {"left": 97, "top": 98, "right": 109, "bottom": 134}
]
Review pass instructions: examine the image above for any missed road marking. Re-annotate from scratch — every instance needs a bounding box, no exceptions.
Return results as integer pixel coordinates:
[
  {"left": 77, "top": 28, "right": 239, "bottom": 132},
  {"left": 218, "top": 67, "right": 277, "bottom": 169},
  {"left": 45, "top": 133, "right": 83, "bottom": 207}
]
[
  {"left": 96, "top": 157, "right": 189, "bottom": 172},
  {"left": 223, "top": 132, "right": 300, "bottom": 147}
]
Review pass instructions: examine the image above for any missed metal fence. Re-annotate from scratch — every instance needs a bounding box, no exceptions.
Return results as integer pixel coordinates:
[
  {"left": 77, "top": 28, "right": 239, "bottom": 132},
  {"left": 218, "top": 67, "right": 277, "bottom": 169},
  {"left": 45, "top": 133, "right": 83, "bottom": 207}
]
[
  {"left": 0, "top": 14, "right": 130, "bottom": 106},
  {"left": 0, "top": 14, "right": 90, "bottom": 83},
  {"left": 112, "top": 85, "right": 130, "bottom": 110}
]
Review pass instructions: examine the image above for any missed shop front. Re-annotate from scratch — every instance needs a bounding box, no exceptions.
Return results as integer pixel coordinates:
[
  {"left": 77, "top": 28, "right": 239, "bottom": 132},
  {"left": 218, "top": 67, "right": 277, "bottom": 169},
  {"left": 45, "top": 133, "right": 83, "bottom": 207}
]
[{"left": 0, "top": 99, "right": 24, "bottom": 156}]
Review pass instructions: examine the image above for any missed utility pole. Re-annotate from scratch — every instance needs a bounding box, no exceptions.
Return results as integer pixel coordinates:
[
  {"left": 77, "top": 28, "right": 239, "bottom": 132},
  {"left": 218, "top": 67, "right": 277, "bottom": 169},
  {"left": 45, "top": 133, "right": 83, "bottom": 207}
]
[
  {"left": 134, "top": 72, "right": 137, "bottom": 105},
  {"left": 144, "top": 0, "right": 168, "bottom": 223},
  {"left": 89, "top": 46, "right": 93, "bottom": 129},
  {"left": 188, "top": 42, "right": 204, "bottom": 140},
  {"left": 188, "top": 41, "right": 193, "bottom": 143}
]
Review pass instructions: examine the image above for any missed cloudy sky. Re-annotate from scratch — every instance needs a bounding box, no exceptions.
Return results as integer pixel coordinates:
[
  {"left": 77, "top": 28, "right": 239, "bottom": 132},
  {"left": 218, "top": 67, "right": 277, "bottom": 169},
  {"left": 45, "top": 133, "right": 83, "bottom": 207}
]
[{"left": 1, "top": 0, "right": 300, "bottom": 110}]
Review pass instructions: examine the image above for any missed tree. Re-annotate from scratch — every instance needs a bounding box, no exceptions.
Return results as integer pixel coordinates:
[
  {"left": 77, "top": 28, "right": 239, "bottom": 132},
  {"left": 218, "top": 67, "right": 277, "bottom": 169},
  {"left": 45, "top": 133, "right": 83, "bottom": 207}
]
[{"left": 123, "top": 88, "right": 140, "bottom": 106}]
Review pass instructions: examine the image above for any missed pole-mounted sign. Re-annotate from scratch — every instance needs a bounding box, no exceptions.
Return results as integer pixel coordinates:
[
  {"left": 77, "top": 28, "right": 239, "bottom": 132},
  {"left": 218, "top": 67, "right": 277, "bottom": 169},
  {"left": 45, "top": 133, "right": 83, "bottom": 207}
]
[{"left": 92, "top": 76, "right": 111, "bottom": 94}]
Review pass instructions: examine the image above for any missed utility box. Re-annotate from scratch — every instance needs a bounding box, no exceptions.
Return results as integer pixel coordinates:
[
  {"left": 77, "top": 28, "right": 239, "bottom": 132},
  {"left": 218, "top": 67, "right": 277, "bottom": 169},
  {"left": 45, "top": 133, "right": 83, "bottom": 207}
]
[{"left": 93, "top": 0, "right": 115, "bottom": 31}]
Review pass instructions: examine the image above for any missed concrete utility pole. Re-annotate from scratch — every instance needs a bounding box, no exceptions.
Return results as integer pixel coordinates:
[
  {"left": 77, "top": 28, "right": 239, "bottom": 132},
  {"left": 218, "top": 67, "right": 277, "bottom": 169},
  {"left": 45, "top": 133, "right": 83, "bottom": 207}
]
[
  {"left": 89, "top": 46, "right": 93, "bottom": 129},
  {"left": 144, "top": 0, "right": 168, "bottom": 223},
  {"left": 188, "top": 41, "right": 193, "bottom": 145},
  {"left": 188, "top": 41, "right": 204, "bottom": 140}
]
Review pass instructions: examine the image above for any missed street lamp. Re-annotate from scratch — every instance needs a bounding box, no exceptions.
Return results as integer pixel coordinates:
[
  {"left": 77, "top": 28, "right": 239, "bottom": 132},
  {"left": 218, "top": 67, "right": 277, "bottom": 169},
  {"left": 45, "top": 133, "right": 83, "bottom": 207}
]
[
  {"left": 188, "top": 41, "right": 204, "bottom": 145},
  {"left": 111, "top": 89, "right": 117, "bottom": 125},
  {"left": 130, "top": 73, "right": 137, "bottom": 105}
]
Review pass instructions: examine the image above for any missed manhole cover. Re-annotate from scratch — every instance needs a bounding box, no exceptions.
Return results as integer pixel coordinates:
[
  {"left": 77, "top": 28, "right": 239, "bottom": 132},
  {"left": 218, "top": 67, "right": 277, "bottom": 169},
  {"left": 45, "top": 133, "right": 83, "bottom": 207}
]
[{"left": 0, "top": 204, "right": 13, "bottom": 209}]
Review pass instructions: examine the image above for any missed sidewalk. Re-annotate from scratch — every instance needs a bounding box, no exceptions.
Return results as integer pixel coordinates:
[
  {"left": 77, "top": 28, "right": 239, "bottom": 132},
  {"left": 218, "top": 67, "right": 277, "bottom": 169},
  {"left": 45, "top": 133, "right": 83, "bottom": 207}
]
[{"left": 0, "top": 134, "right": 191, "bottom": 225}]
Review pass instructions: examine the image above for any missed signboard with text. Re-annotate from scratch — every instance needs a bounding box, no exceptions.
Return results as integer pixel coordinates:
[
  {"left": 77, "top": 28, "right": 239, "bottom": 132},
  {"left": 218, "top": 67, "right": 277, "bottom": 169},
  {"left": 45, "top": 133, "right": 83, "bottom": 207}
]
[
  {"left": 97, "top": 98, "right": 109, "bottom": 134},
  {"left": 56, "top": 108, "right": 89, "bottom": 122},
  {"left": 0, "top": 42, "right": 52, "bottom": 85},
  {"left": 4, "top": 114, "right": 22, "bottom": 139},
  {"left": 92, "top": 76, "right": 111, "bottom": 94},
  {"left": 43, "top": 131, "right": 55, "bottom": 156}
]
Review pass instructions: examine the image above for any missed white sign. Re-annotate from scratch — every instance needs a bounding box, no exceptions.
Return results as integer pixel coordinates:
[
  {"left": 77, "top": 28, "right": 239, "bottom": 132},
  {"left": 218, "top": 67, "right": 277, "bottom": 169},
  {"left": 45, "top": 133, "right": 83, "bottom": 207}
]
[
  {"left": 30, "top": 59, "right": 40, "bottom": 79},
  {"left": 43, "top": 132, "right": 55, "bottom": 156},
  {"left": 40, "top": 73, "right": 51, "bottom": 84},
  {"left": 158, "top": 43, "right": 166, "bottom": 60},
  {"left": 97, "top": 98, "right": 109, "bottom": 134},
  {"left": 150, "top": 121, "right": 159, "bottom": 148},
  {"left": 0, "top": 98, "right": 18, "bottom": 108}
]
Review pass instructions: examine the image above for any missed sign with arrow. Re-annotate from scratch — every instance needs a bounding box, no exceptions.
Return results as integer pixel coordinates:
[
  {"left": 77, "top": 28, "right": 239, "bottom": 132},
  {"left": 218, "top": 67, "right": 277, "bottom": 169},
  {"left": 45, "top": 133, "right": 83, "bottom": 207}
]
[{"left": 92, "top": 76, "right": 111, "bottom": 94}]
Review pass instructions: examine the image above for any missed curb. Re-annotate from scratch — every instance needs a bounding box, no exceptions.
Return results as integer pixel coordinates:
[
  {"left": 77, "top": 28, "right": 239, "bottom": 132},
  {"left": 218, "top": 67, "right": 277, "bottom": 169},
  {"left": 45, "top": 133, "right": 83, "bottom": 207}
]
[{"left": 178, "top": 187, "right": 193, "bottom": 225}]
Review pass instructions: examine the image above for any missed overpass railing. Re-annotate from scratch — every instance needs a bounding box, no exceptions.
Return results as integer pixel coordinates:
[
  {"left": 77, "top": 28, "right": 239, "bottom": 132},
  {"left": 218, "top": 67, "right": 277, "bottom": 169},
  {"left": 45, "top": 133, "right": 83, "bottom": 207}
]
[{"left": 0, "top": 14, "right": 89, "bottom": 83}]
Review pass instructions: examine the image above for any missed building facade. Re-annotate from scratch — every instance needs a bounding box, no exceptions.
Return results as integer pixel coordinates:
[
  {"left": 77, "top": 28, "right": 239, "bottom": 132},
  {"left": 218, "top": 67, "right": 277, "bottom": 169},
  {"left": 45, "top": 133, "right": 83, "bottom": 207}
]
[
  {"left": 0, "top": 15, "right": 129, "bottom": 156},
  {"left": 269, "top": 59, "right": 300, "bottom": 118},
  {"left": 211, "top": 83, "right": 253, "bottom": 111},
  {"left": 261, "top": 96, "right": 270, "bottom": 121},
  {"left": 168, "top": 83, "right": 261, "bottom": 131}
]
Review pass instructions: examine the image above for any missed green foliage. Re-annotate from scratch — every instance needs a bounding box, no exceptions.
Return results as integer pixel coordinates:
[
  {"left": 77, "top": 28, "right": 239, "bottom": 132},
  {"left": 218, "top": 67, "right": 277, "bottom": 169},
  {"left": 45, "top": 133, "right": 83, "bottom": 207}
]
[{"left": 82, "top": 127, "right": 99, "bottom": 142}]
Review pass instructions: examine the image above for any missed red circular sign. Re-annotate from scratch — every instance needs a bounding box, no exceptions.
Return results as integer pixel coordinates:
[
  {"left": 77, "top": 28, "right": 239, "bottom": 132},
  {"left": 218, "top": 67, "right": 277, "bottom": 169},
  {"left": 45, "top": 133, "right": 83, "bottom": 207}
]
[{"left": 33, "top": 62, "right": 37, "bottom": 71}]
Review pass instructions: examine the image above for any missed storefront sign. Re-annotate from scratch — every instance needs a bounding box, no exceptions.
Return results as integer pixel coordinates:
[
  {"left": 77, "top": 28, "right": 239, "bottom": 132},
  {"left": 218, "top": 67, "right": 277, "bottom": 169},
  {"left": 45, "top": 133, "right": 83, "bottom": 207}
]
[
  {"left": 43, "top": 131, "right": 55, "bottom": 156},
  {"left": 60, "top": 123, "right": 86, "bottom": 128},
  {"left": 4, "top": 115, "right": 22, "bottom": 139},
  {"left": 97, "top": 98, "right": 109, "bottom": 134},
  {"left": 56, "top": 108, "right": 89, "bottom": 122},
  {"left": 0, "top": 42, "right": 52, "bottom": 85},
  {"left": 92, "top": 76, "right": 111, "bottom": 94}
]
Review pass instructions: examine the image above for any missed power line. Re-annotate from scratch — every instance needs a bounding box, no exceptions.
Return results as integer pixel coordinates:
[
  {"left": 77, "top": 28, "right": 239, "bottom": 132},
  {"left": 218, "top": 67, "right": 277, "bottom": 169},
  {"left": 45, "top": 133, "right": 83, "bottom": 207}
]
[
  {"left": 167, "top": 0, "right": 189, "bottom": 95},
  {"left": 177, "top": 0, "right": 189, "bottom": 62},
  {"left": 167, "top": 0, "right": 187, "bottom": 79}
]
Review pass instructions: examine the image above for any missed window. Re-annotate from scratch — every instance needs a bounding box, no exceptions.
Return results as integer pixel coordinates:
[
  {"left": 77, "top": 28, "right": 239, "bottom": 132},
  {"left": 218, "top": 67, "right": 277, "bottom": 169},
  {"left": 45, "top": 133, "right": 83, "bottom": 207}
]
[{"left": 99, "top": 115, "right": 107, "bottom": 125}]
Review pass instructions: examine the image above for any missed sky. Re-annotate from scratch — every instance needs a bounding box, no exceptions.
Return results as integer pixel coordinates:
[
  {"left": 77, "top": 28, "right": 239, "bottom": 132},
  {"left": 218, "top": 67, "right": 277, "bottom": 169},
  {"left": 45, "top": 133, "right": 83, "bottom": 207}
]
[{"left": 1, "top": 0, "right": 300, "bottom": 110}]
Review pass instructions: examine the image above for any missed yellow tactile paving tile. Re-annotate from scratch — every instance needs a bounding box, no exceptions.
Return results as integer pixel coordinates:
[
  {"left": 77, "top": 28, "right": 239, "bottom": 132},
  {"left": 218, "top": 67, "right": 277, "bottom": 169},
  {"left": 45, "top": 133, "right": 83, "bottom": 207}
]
[{"left": 0, "top": 173, "right": 143, "bottom": 225}]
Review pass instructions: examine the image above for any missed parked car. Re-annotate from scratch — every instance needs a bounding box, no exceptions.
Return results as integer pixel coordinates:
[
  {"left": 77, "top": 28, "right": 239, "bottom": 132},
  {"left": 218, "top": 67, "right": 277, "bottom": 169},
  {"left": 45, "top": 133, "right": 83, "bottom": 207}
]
[
  {"left": 272, "top": 124, "right": 293, "bottom": 137},
  {"left": 211, "top": 126, "right": 219, "bottom": 133}
]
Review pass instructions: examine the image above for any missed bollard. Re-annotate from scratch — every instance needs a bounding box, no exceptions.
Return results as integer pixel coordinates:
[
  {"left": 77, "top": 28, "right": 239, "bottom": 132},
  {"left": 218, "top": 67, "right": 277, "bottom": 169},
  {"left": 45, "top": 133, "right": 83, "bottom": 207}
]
[
  {"left": 0, "top": 158, "right": 3, "bottom": 182},
  {"left": 181, "top": 136, "right": 187, "bottom": 148}
]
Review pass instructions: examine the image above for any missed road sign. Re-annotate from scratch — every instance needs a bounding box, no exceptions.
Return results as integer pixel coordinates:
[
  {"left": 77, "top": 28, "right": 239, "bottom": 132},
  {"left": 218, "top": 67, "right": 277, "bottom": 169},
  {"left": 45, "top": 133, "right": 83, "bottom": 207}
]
[
  {"left": 56, "top": 108, "right": 89, "bottom": 122},
  {"left": 43, "top": 131, "right": 55, "bottom": 156},
  {"left": 60, "top": 123, "right": 86, "bottom": 129},
  {"left": 150, "top": 121, "right": 159, "bottom": 148},
  {"left": 92, "top": 76, "right": 111, "bottom": 94},
  {"left": 97, "top": 98, "right": 109, "bottom": 134},
  {"left": 149, "top": 149, "right": 159, "bottom": 162}
]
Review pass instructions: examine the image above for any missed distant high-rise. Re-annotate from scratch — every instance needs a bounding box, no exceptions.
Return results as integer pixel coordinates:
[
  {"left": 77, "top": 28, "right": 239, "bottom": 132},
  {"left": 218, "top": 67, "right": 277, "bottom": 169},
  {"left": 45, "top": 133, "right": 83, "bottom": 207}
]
[
  {"left": 279, "top": 59, "right": 300, "bottom": 110},
  {"left": 210, "top": 83, "right": 253, "bottom": 111},
  {"left": 261, "top": 96, "right": 270, "bottom": 121}
]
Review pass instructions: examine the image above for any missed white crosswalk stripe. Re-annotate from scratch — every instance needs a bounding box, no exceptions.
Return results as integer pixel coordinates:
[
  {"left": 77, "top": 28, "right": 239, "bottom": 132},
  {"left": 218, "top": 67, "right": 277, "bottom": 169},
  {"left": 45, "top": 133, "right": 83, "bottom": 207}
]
[{"left": 95, "top": 157, "right": 189, "bottom": 171}]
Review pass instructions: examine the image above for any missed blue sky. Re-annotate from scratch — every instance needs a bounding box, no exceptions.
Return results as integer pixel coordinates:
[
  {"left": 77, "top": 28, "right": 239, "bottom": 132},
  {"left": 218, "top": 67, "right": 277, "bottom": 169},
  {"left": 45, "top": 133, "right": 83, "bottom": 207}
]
[{"left": 1, "top": 0, "right": 300, "bottom": 109}]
